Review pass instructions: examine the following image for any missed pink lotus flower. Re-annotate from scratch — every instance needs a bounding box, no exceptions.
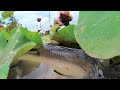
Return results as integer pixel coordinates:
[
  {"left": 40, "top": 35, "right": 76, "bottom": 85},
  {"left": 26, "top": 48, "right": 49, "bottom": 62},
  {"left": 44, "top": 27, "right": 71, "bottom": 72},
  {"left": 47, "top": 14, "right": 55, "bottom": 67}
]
[{"left": 37, "top": 18, "right": 41, "bottom": 22}]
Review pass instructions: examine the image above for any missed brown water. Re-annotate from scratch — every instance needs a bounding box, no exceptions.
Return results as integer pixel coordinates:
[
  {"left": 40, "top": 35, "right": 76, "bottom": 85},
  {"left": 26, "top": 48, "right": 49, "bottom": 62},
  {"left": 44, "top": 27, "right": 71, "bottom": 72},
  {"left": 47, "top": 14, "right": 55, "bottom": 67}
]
[
  {"left": 8, "top": 52, "right": 83, "bottom": 79},
  {"left": 8, "top": 45, "right": 99, "bottom": 79}
]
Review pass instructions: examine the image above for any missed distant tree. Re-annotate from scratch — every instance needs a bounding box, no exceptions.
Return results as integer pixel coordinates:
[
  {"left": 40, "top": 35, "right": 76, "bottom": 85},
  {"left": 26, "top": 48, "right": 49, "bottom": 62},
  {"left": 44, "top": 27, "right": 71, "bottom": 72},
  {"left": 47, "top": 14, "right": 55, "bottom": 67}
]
[
  {"left": 0, "top": 19, "right": 5, "bottom": 29},
  {"left": 2, "top": 11, "right": 15, "bottom": 20},
  {"left": 4, "top": 17, "right": 18, "bottom": 32},
  {"left": 0, "top": 18, "right": 6, "bottom": 30},
  {"left": 1, "top": 11, "right": 19, "bottom": 32}
]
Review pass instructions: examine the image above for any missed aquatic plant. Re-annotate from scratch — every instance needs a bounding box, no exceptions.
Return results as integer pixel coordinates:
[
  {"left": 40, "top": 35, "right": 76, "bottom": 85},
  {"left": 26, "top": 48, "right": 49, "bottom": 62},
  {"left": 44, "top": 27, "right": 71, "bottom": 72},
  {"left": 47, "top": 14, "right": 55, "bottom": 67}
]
[
  {"left": 74, "top": 11, "right": 120, "bottom": 59},
  {"left": 50, "top": 24, "right": 79, "bottom": 47},
  {"left": 0, "top": 26, "right": 43, "bottom": 79}
]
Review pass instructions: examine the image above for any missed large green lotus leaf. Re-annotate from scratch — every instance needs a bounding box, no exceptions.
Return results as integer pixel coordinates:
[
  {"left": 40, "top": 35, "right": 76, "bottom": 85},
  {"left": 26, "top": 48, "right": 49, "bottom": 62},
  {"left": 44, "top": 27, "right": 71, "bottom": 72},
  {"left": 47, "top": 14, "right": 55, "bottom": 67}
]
[
  {"left": 74, "top": 11, "right": 120, "bottom": 59},
  {"left": 49, "top": 24, "right": 59, "bottom": 38},
  {"left": 9, "top": 27, "right": 18, "bottom": 36},
  {"left": 20, "top": 27, "right": 43, "bottom": 47},
  {"left": 0, "top": 30, "right": 10, "bottom": 40},
  {"left": 10, "top": 27, "right": 43, "bottom": 47},
  {"left": 51, "top": 25, "right": 78, "bottom": 47},
  {"left": 0, "top": 32, "right": 7, "bottom": 52},
  {"left": 0, "top": 27, "right": 37, "bottom": 79}
]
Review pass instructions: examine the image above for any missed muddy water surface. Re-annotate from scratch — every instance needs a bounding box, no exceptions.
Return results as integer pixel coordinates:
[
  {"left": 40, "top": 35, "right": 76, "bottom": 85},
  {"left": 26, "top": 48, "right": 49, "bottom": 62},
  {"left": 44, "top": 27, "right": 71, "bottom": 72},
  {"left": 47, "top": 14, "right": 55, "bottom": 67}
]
[{"left": 8, "top": 45, "right": 99, "bottom": 79}]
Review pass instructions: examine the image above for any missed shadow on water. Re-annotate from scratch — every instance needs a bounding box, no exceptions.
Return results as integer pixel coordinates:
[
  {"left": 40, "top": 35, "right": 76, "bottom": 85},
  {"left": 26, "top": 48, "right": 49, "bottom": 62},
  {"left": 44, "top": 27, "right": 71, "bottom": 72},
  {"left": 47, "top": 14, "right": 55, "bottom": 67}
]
[{"left": 8, "top": 44, "right": 100, "bottom": 79}]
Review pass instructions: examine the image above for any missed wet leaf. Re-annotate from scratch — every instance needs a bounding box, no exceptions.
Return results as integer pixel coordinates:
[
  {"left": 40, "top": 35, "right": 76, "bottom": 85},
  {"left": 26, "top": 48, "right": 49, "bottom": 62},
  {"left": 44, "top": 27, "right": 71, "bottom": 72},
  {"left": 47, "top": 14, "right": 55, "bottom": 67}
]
[
  {"left": 49, "top": 24, "right": 59, "bottom": 38},
  {"left": 10, "top": 27, "right": 43, "bottom": 47},
  {"left": 9, "top": 27, "right": 18, "bottom": 36},
  {"left": 51, "top": 25, "right": 78, "bottom": 47},
  {"left": 0, "top": 26, "right": 43, "bottom": 79},
  {"left": 20, "top": 27, "right": 43, "bottom": 47},
  {"left": 0, "top": 32, "right": 7, "bottom": 52},
  {"left": 0, "top": 30, "right": 10, "bottom": 40},
  {"left": 74, "top": 11, "right": 120, "bottom": 59}
]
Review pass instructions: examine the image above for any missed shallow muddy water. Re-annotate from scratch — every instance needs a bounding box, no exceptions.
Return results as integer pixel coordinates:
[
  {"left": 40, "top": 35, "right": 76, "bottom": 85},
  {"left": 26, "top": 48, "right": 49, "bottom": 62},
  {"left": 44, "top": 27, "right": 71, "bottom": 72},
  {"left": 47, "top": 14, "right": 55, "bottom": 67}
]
[{"left": 8, "top": 44, "right": 100, "bottom": 79}]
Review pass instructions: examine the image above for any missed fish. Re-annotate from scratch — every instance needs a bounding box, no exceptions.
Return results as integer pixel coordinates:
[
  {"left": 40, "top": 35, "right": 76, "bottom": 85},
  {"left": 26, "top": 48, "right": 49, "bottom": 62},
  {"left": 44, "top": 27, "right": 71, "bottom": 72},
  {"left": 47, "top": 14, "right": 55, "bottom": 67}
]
[
  {"left": 22, "top": 63, "right": 80, "bottom": 79},
  {"left": 12, "top": 44, "right": 98, "bottom": 79}
]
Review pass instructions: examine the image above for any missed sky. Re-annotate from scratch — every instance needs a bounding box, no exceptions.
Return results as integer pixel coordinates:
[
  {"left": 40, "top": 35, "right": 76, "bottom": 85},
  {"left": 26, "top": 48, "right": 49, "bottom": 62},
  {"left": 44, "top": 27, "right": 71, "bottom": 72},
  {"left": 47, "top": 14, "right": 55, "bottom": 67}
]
[{"left": 0, "top": 11, "right": 79, "bottom": 32}]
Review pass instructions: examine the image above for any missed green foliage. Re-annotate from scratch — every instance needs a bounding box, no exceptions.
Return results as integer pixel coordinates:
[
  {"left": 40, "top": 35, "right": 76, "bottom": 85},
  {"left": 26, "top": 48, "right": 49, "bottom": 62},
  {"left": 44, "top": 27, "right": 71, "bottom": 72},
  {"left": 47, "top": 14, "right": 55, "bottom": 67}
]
[
  {"left": 0, "top": 30, "right": 10, "bottom": 40},
  {"left": 50, "top": 25, "right": 78, "bottom": 47},
  {"left": 20, "top": 27, "right": 43, "bottom": 47},
  {"left": 74, "top": 11, "right": 120, "bottom": 59},
  {"left": 0, "top": 26, "right": 43, "bottom": 79},
  {"left": 49, "top": 24, "right": 59, "bottom": 38},
  {"left": 2, "top": 11, "right": 15, "bottom": 20},
  {"left": 9, "top": 27, "right": 43, "bottom": 47},
  {"left": 4, "top": 18, "right": 18, "bottom": 32},
  {"left": 0, "top": 32, "right": 7, "bottom": 52},
  {"left": 9, "top": 27, "right": 18, "bottom": 36},
  {"left": 1, "top": 11, "right": 18, "bottom": 32}
]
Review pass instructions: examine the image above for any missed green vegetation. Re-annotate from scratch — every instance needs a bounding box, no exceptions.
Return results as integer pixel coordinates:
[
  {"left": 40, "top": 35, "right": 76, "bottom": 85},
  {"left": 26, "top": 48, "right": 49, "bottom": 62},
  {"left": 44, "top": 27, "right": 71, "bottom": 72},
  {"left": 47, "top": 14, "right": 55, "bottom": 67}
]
[
  {"left": 1, "top": 11, "right": 120, "bottom": 79},
  {"left": 74, "top": 11, "right": 120, "bottom": 59},
  {"left": 50, "top": 24, "right": 79, "bottom": 48},
  {"left": 0, "top": 26, "right": 43, "bottom": 79}
]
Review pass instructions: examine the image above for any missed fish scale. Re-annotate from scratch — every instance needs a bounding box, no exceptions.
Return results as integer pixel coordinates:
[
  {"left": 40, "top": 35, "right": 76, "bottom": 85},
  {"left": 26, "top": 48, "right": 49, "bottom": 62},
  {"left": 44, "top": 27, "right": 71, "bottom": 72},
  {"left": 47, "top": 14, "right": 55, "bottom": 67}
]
[{"left": 37, "top": 44, "right": 98, "bottom": 78}]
